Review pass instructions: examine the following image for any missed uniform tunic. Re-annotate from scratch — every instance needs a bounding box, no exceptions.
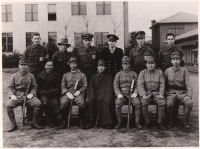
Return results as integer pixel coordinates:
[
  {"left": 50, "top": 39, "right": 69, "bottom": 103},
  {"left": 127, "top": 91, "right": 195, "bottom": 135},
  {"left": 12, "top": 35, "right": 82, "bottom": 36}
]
[
  {"left": 24, "top": 44, "right": 48, "bottom": 77},
  {"left": 87, "top": 72, "right": 115, "bottom": 125},
  {"left": 158, "top": 45, "right": 184, "bottom": 72},
  {"left": 60, "top": 69, "right": 87, "bottom": 109},
  {"left": 6, "top": 71, "right": 41, "bottom": 109},
  {"left": 37, "top": 70, "right": 60, "bottom": 115},
  {"left": 76, "top": 46, "right": 100, "bottom": 81},
  {"left": 52, "top": 50, "right": 75, "bottom": 79},
  {"left": 114, "top": 69, "right": 140, "bottom": 107},
  {"left": 101, "top": 47, "right": 124, "bottom": 78},
  {"left": 164, "top": 67, "right": 193, "bottom": 108},
  {"left": 129, "top": 45, "right": 155, "bottom": 74},
  {"left": 138, "top": 69, "right": 165, "bottom": 106}
]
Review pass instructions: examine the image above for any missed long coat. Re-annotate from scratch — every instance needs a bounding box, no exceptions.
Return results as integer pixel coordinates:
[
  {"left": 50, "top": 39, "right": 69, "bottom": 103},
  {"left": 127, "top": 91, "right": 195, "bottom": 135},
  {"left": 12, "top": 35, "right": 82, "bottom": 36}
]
[
  {"left": 37, "top": 70, "right": 60, "bottom": 115},
  {"left": 87, "top": 72, "right": 115, "bottom": 126}
]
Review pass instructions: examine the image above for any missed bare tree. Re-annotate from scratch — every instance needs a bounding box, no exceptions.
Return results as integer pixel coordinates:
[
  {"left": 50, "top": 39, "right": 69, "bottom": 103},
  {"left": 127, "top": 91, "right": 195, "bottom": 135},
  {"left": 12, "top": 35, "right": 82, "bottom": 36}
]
[
  {"left": 58, "top": 14, "right": 72, "bottom": 38},
  {"left": 110, "top": 14, "right": 122, "bottom": 36}
]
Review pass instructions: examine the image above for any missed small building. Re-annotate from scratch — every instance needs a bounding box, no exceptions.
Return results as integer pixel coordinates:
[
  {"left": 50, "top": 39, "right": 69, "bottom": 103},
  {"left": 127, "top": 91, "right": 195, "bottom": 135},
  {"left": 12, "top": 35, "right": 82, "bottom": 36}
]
[
  {"left": 175, "top": 28, "right": 198, "bottom": 66},
  {"left": 150, "top": 12, "right": 198, "bottom": 51}
]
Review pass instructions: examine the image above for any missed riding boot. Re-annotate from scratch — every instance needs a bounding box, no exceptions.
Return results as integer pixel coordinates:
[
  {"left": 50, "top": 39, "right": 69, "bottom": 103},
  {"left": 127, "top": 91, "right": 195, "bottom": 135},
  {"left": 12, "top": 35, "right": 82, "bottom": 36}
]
[
  {"left": 79, "top": 108, "right": 86, "bottom": 129},
  {"left": 167, "top": 107, "right": 174, "bottom": 128},
  {"left": 157, "top": 105, "right": 165, "bottom": 129},
  {"left": 115, "top": 107, "right": 122, "bottom": 129},
  {"left": 135, "top": 106, "right": 142, "bottom": 130},
  {"left": 7, "top": 108, "right": 18, "bottom": 132},
  {"left": 43, "top": 105, "right": 53, "bottom": 128},
  {"left": 32, "top": 108, "right": 43, "bottom": 129},
  {"left": 183, "top": 106, "right": 192, "bottom": 129},
  {"left": 142, "top": 105, "right": 150, "bottom": 129},
  {"left": 59, "top": 108, "right": 69, "bottom": 129}
]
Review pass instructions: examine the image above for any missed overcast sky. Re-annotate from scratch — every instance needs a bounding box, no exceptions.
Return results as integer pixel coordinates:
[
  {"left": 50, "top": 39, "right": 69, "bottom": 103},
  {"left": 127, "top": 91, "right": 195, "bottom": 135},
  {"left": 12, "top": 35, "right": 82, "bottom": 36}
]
[{"left": 128, "top": 0, "right": 198, "bottom": 40}]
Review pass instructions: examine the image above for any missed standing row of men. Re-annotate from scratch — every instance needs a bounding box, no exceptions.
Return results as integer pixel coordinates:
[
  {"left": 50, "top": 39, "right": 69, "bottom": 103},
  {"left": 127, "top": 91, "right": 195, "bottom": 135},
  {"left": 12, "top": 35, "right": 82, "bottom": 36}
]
[{"left": 6, "top": 31, "right": 193, "bottom": 132}]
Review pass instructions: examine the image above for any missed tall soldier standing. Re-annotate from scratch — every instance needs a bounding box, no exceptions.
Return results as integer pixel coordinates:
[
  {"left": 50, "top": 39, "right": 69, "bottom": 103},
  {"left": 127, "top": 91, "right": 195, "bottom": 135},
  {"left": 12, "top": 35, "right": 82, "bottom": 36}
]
[
  {"left": 101, "top": 34, "right": 124, "bottom": 79},
  {"left": 129, "top": 31, "right": 155, "bottom": 75},
  {"left": 24, "top": 32, "right": 48, "bottom": 121}
]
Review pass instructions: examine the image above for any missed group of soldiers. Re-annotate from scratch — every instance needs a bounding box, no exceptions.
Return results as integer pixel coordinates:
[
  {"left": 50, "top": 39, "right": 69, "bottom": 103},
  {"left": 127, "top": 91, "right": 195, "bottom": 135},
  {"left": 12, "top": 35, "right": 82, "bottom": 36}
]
[{"left": 6, "top": 31, "right": 193, "bottom": 132}]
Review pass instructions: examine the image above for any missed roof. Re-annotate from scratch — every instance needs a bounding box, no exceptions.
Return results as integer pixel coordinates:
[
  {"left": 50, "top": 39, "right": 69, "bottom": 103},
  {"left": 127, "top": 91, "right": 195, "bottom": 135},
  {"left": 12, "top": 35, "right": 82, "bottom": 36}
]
[
  {"left": 176, "top": 28, "right": 198, "bottom": 40},
  {"left": 151, "top": 12, "right": 198, "bottom": 28}
]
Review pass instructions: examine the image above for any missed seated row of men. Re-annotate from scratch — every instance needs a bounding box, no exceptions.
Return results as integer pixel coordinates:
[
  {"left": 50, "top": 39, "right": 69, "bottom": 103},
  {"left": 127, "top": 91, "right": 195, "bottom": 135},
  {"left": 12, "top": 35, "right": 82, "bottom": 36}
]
[{"left": 6, "top": 51, "right": 193, "bottom": 132}]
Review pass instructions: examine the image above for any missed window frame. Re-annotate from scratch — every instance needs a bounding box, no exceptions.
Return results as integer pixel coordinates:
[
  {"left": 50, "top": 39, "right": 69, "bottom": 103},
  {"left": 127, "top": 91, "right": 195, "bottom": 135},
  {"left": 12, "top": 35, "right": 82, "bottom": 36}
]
[
  {"left": 2, "top": 32, "right": 13, "bottom": 52},
  {"left": 71, "top": 2, "right": 87, "bottom": 15},
  {"left": 48, "top": 32, "right": 57, "bottom": 44},
  {"left": 94, "top": 32, "right": 109, "bottom": 47},
  {"left": 48, "top": 4, "right": 56, "bottom": 21},
  {"left": 2, "top": 5, "right": 12, "bottom": 22},
  {"left": 25, "top": 4, "right": 38, "bottom": 21},
  {"left": 74, "top": 33, "right": 83, "bottom": 47},
  {"left": 96, "top": 2, "right": 111, "bottom": 15}
]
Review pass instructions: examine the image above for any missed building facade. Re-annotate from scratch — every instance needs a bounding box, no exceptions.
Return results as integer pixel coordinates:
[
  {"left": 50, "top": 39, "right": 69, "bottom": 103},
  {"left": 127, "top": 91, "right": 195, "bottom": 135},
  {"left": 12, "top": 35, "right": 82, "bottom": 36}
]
[{"left": 2, "top": 2, "right": 129, "bottom": 53}]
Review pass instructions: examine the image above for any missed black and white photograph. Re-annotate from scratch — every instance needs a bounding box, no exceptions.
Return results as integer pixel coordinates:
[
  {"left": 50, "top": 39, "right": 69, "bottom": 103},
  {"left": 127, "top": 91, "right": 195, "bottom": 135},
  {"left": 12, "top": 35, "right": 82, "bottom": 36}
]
[{"left": 2, "top": 0, "right": 199, "bottom": 147}]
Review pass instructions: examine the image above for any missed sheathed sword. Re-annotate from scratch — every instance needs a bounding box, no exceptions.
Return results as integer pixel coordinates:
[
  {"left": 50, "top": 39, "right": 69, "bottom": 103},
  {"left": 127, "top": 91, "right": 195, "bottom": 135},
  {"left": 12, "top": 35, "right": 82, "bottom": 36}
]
[{"left": 127, "top": 79, "right": 134, "bottom": 129}]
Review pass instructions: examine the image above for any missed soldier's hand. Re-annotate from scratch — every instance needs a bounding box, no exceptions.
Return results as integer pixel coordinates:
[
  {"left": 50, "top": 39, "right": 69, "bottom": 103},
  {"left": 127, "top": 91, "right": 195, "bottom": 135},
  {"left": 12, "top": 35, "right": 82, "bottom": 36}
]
[
  {"left": 66, "top": 92, "right": 74, "bottom": 100},
  {"left": 117, "top": 94, "right": 123, "bottom": 99},
  {"left": 11, "top": 95, "right": 17, "bottom": 100},
  {"left": 131, "top": 93, "right": 137, "bottom": 99},
  {"left": 158, "top": 95, "right": 164, "bottom": 99},
  {"left": 27, "top": 94, "right": 34, "bottom": 99},
  {"left": 74, "top": 90, "right": 80, "bottom": 96},
  {"left": 142, "top": 95, "right": 148, "bottom": 100}
]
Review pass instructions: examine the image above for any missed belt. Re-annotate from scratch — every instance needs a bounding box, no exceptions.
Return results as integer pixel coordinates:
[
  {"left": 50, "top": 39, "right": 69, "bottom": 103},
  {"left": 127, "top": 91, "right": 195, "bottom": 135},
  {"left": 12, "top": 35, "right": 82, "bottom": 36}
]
[
  {"left": 15, "top": 88, "right": 26, "bottom": 92},
  {"left": 168, "top": 86, "right": 186, "bottom": 90}
]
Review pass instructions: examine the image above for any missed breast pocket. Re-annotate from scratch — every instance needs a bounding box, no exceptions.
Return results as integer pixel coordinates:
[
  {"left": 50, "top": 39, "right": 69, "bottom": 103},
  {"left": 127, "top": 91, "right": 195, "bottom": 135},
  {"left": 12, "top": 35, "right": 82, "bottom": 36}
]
[
  {"left": 131, "top": 53, "right": 139, "bottom": 64},
  {"left": 28, "top": 53, "right": 37, "bottom": 63},
  {"left": 79, "top": 52, "right": 88, "bottom": 62}
]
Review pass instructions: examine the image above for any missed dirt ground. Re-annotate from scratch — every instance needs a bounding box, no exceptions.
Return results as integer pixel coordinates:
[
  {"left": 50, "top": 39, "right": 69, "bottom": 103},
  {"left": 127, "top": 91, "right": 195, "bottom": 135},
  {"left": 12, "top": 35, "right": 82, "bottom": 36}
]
[{"left": 2, "top": 71, "right": 199, "bottom": 147}]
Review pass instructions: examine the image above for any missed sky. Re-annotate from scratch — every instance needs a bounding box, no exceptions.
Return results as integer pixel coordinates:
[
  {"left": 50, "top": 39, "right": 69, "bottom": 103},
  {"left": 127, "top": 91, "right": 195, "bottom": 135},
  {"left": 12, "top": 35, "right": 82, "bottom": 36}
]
[{"left": 128, "top": 0, "right": 198, "bottom": 40}]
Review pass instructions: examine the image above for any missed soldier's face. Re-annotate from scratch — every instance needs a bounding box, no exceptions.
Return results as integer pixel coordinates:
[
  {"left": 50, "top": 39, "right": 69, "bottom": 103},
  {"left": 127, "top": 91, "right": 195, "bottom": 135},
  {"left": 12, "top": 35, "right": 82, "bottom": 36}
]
[
  {"left": 146, "top": 61, "right": 155, "bottom": 71},
  {"left": 166, "top": 35, "right": 175, "bottom": 47},
  {"left": 136, "top": 37, "right": 145, "bottom": 47},
  {"left": 19, "top": 64, "right": 28, "bottom": 72},
  {"left": 45, "top": 61, "right": 54, "bottom": 73},
  {"left": 122, "top": 63, "right": 130, "bottom": 70},
  {"left": 70, "top": 62, "right": 77, "bottom": 71},
  {"left": 97, "top": 65, "right": 106, "bottom": 73},
  {"left": 60, "top": 44, "right": 68, "bottom": 51},
  {"left": 83, "top": 39, "right": 92, "bottom": 48},
  {"left": 32, "top": 35, "right": 41, "bottom": 45},
  {"left": 108, "top": 40, "right": 116, "bottom": 48},
  {"left": 171, "top": 58, "right": 181, "bottom": 67}
]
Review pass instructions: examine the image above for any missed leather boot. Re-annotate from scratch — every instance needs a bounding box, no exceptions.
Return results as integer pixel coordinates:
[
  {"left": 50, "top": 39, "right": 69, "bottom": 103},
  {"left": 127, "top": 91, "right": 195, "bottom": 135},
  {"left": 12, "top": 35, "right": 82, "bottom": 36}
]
[
  {"left": 183, "top": 106, "right": 192, "bottom": 129},
  {"left": 79, "top": 108, "right": 86, "bottom": 130},
  {"left": 115, "top": 107, "right": 122, "bottom": 129},
  {"left": 142, "top": 105, "right": 150, "bottom": 129},
  {"left": 135, "top": 106, "right": 142, "bottom": 130},
  {"left": 7, "top": 108, "right": 18, "bottom": 132},
  {"left": 32, "top": 108, "right": 43, "bottom": 129},
  {"left": 167, "top": 107, "right": 174, "bottom": 129},
  {"left": 43, "top": 105, "right": 53, "bottom": 128},
  {"left": 59, "top": 109, "right": 68, "bottom": 129},
  {"left": 86, "top": 120, "right": 95, "bottom": 129}
]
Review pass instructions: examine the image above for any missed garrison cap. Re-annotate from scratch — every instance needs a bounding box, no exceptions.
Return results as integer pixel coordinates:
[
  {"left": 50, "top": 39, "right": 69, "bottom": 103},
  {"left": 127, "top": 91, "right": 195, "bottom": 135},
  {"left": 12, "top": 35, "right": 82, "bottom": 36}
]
[
  {"left": 58, "top": 38, "right": 71, "bottom": 46},
  {"left": 98, "top": 59, "right": 106, "bottom": 66},
  {"left": 135, "top": 31, "right": 145, "bottom": 39},
  {"left": 145, "top": 55, "right": 155, "bottom": 62},
  {"left": 69, "top": 57, "right": 77, "bottom": 63},
  {"left": 81, "top": 33, "right": 94, "bottom": 39},
  {"left": 19, "top": 58, "right": 28, "bottom": 65},
  {"left": 122, "top": 56, "right": 130, "bottom": 64},
  {"left": 107, "top": 34, "right": 119, "bottom": 41},
  {"left": 171, "top": 52, "right": 181, "bottom": 59}
]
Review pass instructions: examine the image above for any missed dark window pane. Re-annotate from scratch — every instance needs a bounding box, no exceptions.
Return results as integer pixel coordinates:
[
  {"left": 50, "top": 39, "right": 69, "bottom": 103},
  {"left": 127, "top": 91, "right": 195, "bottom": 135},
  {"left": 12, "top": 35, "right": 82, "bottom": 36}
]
[
  {"left": 8, "top": 37, "right": 13, "bottom": 44},
  {"left": 33, "top": 13, "right": 38, "bottom": 21},
  {"left": 48, "top": 13, "right": 56, "bottom": 21},
  {"left": 48, "top": 32, "right": 57, "bottom": 44},
  {"left": 2, "top": 45, "right": 6, "bottom": 52},
  {"left": 103, "top": 33, "right": 109, "bottom": 45},
  {"left": 26, "top": 13, "right": 32, "bottom": 21},
  {"left": 33, "top": 5, "right": 38, "bottom": 12},
  {"left": 80, "top": 5, "right": 86, "bottom": 15},
  {"left": 7, "top": 5, "right": 12, "bottom": 13},
  {"left": 97, "top": 5, "right": 103, "bottom": 15},
  {"left": 74, "top": 33, "right": 82, "bottom": 46},
  {"left": 2, "top": 36, "right": 6, "bottom": 45},
  {"left": 8, "top": 45, "right": 13, "bottom": 52},
  {"left": 25, "top": 5, "right": 32, "bottom": 12},
  {"left": 26, "top": 32, "right": 33, "bottom": 47}
]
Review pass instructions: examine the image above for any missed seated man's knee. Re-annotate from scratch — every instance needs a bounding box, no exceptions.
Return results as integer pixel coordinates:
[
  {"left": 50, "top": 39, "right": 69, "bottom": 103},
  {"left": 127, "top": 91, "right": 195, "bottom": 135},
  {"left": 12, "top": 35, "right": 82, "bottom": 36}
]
[
  {"left": 185, "top": 97, "right": 193, "bottom": 109},
  {"left": 132, "top": 98, "right": 141, "bottom": 108},
  {"left": 6, "top": 100, "right": 14, "bottom": 109},
  {"left": 115, "top": 98, "right": 123, "bottom": 107},
  {"left": 141, "top": 99, "right": 148, "bottom": 106}
]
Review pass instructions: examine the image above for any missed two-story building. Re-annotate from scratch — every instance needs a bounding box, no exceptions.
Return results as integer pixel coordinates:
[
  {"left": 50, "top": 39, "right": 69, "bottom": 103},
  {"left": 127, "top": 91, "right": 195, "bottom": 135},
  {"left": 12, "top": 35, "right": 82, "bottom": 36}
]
[{"left": 2, "top": 2, "right": 129, "bottom": 54}]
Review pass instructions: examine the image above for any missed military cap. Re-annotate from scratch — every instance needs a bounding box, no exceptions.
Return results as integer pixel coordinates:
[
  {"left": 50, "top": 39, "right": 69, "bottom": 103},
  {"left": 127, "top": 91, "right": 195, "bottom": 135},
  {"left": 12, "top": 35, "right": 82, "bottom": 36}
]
[
  {"left": 107, "top": 34, "right": 119, "bottom": 41},
  {"left": 58, "top": 38, "right": 71, "bottom": 46},
  {"left": 135, "top": 31, "right": 145, "bottom": 39},
  {"left": 69, "top": 57, "right": 77, "bottom": 63},
  {"left": 145, "top": 55, "right": 155, "bottom": 62},
  {"left": 122, "top": 56, "right": 130, "bottom": 64},
  {"left": 19, "top": 58, "right": 28, "bottom": 65},
  {"left": 81, "top": 33, "right": 94, "bottom": 39},
  {"left": 171, "top": 52, "right": 181, "bottom": 59},
  {"left": 98, "top": 59, "right": 106, "bottom": 66}
]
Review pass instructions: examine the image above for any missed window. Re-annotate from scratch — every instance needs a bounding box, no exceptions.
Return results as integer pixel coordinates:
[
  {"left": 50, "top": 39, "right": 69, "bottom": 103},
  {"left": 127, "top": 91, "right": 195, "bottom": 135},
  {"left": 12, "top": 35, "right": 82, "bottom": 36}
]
[
  {"left": 167, "top": 26, "right": 185, "bottom": 36},
  {"left": 25, "top": 4, "right": 38, "bottom": 21},
  {"left": 96, "top": 2, "right": 111, "bottom": 15},
  {"left": 48, "top": 4, "right": 56, "bottom": 21},
  {"left": 26, "top": 32, "right": 34, "bottom": 47},
  {"left": 94, "top": 32, "right": 109, "bottom": 47},
  {"left": 2, "top": 5, "right": 12, "bottom": 22},
  {"left": 71, "top": 2, "right": 86, "bottom": 15},
  {"left": 2, "top": 33, "right": 13, "bottom": 52},
  {"left": 74, "top": 33, "right": 83, "bottom": 47},
  {"left": 48, "top": 32, "right": 57, "bottom": 44}
]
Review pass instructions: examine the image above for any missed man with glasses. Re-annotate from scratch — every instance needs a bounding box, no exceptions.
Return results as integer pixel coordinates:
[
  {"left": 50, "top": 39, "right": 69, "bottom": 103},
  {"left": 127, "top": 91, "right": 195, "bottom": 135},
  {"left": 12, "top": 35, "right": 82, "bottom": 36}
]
[
  {"left": 138, "top": 55, "right": 166, "bottom": 129},
  {"left": 52, "top": 38, "right": 75, "bottom": 80},
  {"left": 129, "top": 31, "right": 155, "bottom": 74},
  {"left": 101, "top": 34, "right": 124, "bottom": 79}
]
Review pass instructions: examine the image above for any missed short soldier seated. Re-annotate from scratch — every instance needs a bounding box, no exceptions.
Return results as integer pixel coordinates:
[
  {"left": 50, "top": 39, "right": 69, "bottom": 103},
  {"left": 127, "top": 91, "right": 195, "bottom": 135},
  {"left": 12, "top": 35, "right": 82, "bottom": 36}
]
[
  {"left": 164, "top": 52, "right": 193, "bottom": 129},
  {"left": 6, "top": 58, "right": 43, "bottom": 132}
]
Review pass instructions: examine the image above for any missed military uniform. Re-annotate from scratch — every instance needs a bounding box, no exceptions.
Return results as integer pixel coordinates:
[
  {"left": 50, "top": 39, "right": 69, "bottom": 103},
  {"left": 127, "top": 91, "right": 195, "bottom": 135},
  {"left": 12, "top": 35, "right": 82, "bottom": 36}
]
[
  {"left": 138, "top": 56, "right": 165, "bottom": 129},
  {"left": 114, "top": 56, "right": 142, "bottom": 129},
  {"left": 164, "top": 52, "right": 193, "bottom": 129},
  {"left": 60, "top": 57, "right": 87, "bottom": 129},
  {"left": 158, "top": 45, "right": 184, "bottom": 72},
  {"left": 6, "top": 58, "right": 42, "bottom": 132}
]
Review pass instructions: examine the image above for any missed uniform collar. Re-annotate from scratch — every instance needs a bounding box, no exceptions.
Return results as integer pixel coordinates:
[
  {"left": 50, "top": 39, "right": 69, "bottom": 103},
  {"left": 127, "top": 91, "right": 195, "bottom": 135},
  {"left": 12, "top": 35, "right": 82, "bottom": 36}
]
[
  {"left": 71, "top": 69, "right": 80, "bottom": 73},
  {"left": 97, "top": 71, "right": 105, "bottom": 77},
  {"left": 32, "top": 44, "right": 40, "bottom": 49},
  {"left": 122, "top": 69, "right": 130, "bottom": 73},
  {"left": 173, "top": 66, "right": 180, "bottom": 72},
  {"left": 19, "top": 70, "right": 28, "bottom": 76},
  {"left": 109, "top": 47, "right": 116, "bottom": 53},
  {"left": 147, "top": 69, "right": 155, "bottom": 74}
]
